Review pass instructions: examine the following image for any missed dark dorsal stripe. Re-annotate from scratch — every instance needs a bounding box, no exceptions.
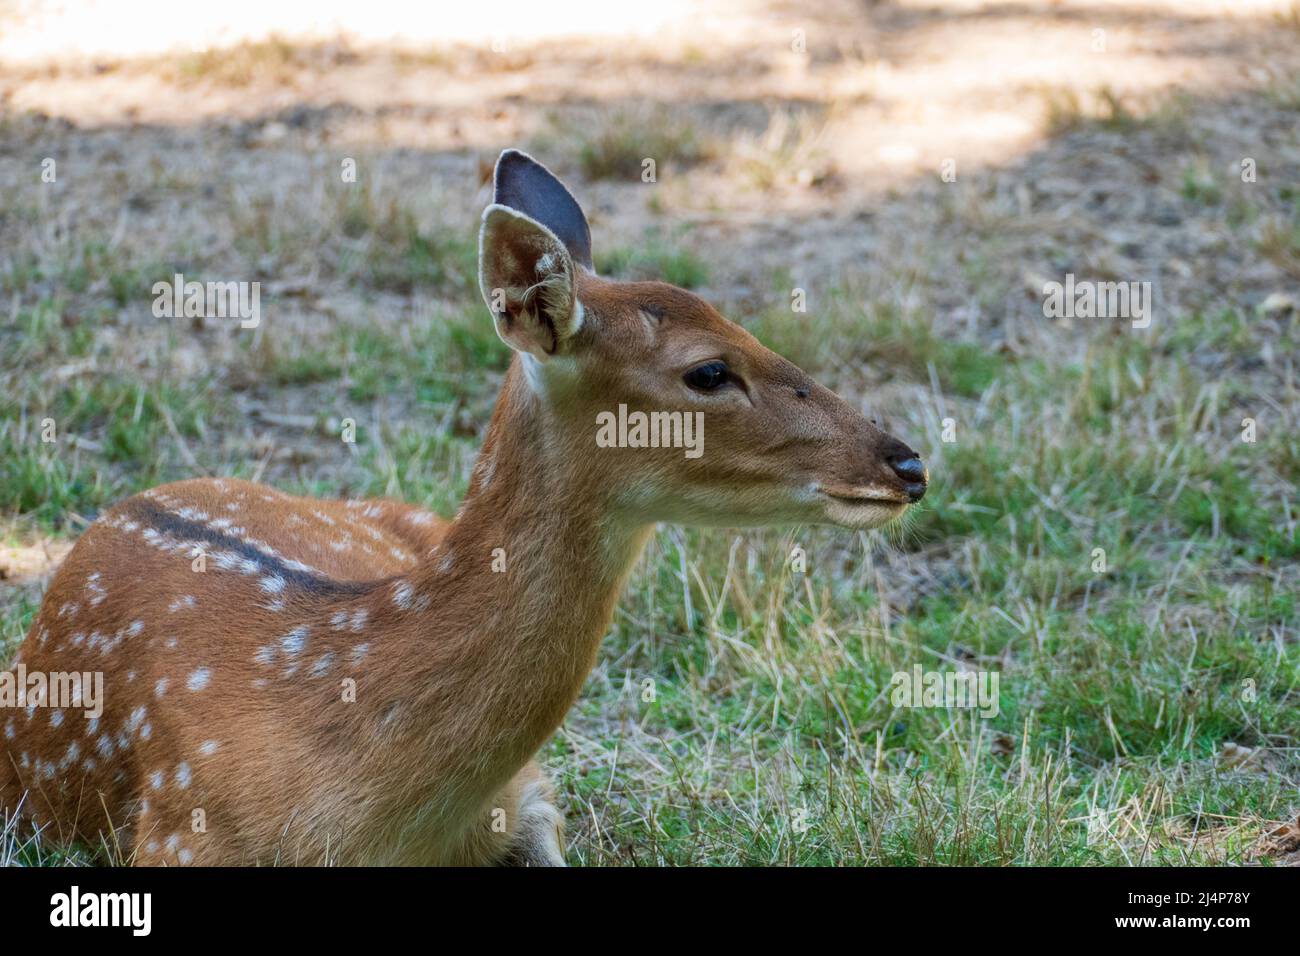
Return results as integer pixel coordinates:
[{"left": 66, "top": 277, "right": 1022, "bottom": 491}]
[{"left": 130, "top": 499, "right": 382, "bottom": 597}]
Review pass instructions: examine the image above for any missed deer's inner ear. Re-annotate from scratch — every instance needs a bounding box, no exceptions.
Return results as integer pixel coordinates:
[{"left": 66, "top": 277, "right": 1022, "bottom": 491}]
[{"left": 478, "top": 204, "right": 582, "bottom": 360}]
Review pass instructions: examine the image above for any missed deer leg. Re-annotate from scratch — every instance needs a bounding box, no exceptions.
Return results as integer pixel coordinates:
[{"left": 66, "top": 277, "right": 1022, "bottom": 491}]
[
  {"left": 503, "top": 784, "right": 565, "bottom": 866},
  {"left": 497, "top": 762, "right": 566, "bottom": 867},
  {"left": 445, "top": 761, "right": 564, "bottom": 866}
]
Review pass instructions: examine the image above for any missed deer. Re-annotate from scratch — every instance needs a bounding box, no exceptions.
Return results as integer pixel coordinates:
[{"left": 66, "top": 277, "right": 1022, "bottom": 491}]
[{"left": 0, "top": 150, "right": 928, "bottom": 866}]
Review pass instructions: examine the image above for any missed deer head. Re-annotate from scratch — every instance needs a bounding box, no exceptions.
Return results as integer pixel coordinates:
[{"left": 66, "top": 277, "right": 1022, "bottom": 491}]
[{"left": 478, "top": 149, "right": 927, "bottom": 532}]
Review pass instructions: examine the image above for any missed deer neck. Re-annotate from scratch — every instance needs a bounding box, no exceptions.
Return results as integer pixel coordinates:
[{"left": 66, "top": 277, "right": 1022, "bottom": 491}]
[{"left": 396, "top": 360, "right": 650, "bottom": 799}]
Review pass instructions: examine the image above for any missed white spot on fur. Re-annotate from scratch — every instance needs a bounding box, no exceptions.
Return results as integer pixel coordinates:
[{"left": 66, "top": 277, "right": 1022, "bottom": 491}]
[
  {"left": 199, "top": 740, "right": 219, "bottom": 756},
  {"left": 150, "top": 770, "right": 164, "bottom": 790},
  {"left": 85, "top": 571, "right": 107, "bottom": 606},
  {"left": 154, "top": 678, "right": 169, "bottom": 698},
  {"left": 187, "top": 668, "right": 211, "bottom": 691},
  {"left": 281, "top": 626, "right": 308, "bottom": 656},
  {"left": 127, "top": 706, "right": 147, "bottom": 732},
  {"left": 392, "top": 581, "right": 414, "bottom": 609},
  {"left": 175, "top": 762, "right": 192, "bottom": 789}
]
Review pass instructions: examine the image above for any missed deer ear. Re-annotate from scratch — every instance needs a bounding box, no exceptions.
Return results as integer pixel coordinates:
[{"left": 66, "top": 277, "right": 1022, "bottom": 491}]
[
  {"left": 492, "top": 149, "right": 593, "bottom": 271},
  {"left": 478, "top": 203, "right": 582, "bottom": 360}
]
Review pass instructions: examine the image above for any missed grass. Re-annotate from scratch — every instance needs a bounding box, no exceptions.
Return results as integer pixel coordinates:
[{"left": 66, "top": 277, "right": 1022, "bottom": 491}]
[
  {"left": 1042, "top": 85, "right": 1139, "bottom": 135},
  {"left": 595, "top": 237, "right": 711, "bottom": 289},
  {"left": 329, "top": 185, "right": 478, "bottom": 295},
  {"left": 175, "top": 38, "right": 305, "bottom": 87},
  {"left": 540, "top": 107, "right": 714, "bottom": 181},
  {"left": 726, "top": 108, "right": 836, "bottom": 191},
  {"left": 1181, "top": 160, "right": 1223, "bottom": 206}
]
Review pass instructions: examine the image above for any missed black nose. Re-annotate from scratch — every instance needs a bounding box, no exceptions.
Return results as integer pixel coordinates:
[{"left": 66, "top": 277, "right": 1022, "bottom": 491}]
[{"left": 887, "top": 452, "right": 928, "bottom": 502}]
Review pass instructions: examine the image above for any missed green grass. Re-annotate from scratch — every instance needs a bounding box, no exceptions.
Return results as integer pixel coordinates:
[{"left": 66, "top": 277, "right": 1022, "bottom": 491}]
[
  {"left": 0, "top": 325, "right": 227, "bottom": 528},
  {"left": 548, "top": 467, "right": 1297, "bottom": 866},
  {"left": 596, "top": 238, "right": 711, "bottom": 289},
  {"left": 746, "top": 294, "right": 1002, "bottom": 397}
]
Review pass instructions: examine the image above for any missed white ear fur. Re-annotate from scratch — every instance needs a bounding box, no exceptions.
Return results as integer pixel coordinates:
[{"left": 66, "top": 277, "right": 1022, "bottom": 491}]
[{"left": 478, "top": 203, "right": 583, "bottom": 360}]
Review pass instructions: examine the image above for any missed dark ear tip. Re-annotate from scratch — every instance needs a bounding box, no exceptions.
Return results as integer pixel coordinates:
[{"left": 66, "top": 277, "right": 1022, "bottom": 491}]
[
  {"left": 494, "top": 147, "right": 527, "bottom": 171},
  {"left": 493, "top": 149, "right": 542, "bottom": 191},
  {"left": 492, "top": 148, "right": 594, "bottom": 272}
]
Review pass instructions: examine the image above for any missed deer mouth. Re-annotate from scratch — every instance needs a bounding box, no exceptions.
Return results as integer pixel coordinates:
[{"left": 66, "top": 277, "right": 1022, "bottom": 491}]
[
  {"left": 815, "top": 486, "right": 911, "bottom": 530},
  {"left": 817, "top": 485, "right": 910, "bottom": 507}
]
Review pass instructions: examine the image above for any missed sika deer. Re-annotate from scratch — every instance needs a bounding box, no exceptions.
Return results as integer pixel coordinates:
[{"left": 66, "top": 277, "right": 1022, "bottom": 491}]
[{"left": 0, "top": 150, "right": 927, "bottom": 865}]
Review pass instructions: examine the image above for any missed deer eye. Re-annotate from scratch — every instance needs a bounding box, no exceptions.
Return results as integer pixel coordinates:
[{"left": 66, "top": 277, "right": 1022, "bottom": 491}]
[{"left": 684, "top": 361, "right": 730, "bottom": 391}]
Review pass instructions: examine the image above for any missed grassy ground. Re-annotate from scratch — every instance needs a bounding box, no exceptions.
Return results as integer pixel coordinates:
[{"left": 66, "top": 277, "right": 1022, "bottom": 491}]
[{"left": 2, "top": 0, "right": 1299, "bottom": 865}]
